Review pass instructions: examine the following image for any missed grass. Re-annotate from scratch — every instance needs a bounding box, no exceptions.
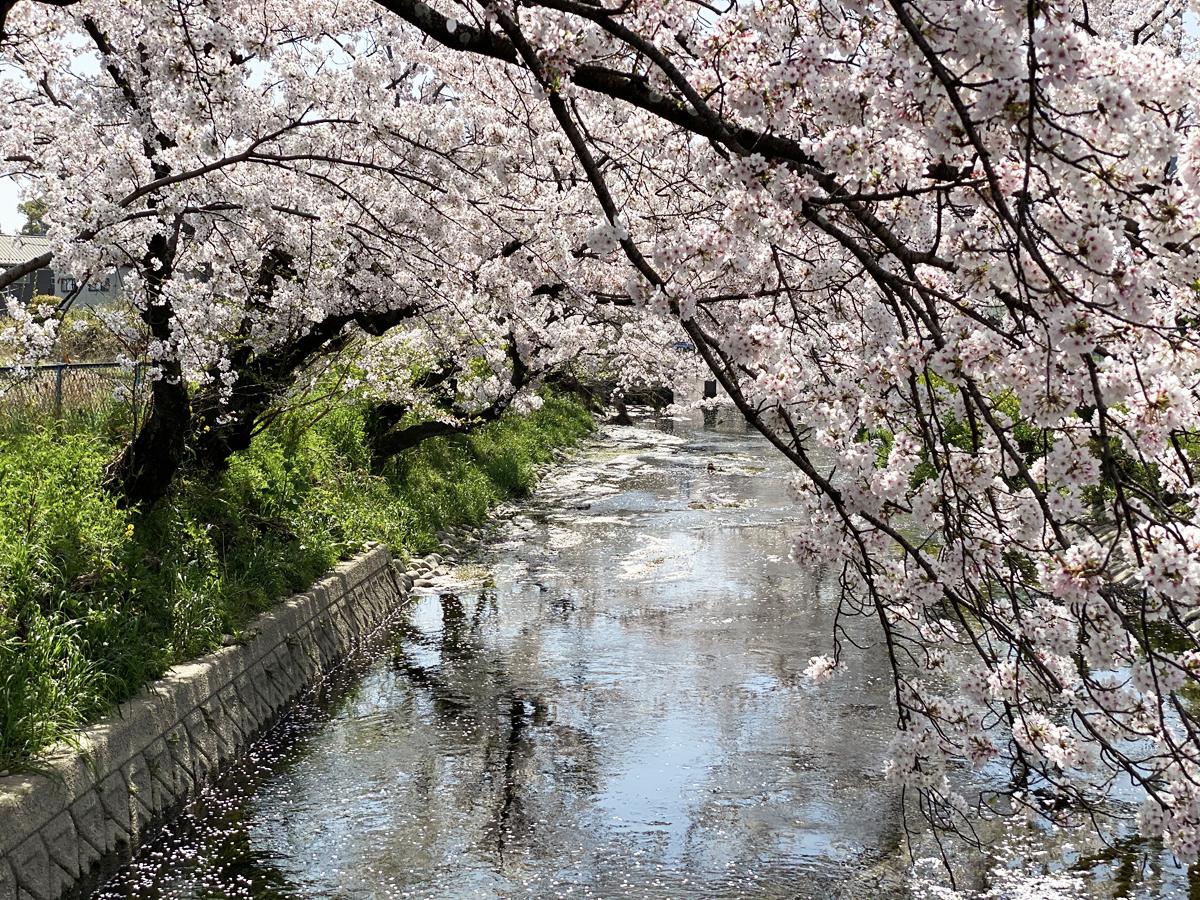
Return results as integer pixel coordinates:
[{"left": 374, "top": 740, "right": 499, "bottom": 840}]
[{"left": 0, "top": 392, "right": 593, "bottom": 771}]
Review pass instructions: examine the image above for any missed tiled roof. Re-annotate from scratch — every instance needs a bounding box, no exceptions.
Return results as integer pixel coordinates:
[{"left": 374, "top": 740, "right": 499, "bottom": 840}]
[{"left": 0, "top": 233, "right": 51, "bottom": 268}]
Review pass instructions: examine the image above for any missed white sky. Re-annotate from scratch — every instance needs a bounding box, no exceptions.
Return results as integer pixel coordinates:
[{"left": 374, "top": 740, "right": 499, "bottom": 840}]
[{"left": 0, "top": 179, "right": 23, "bottom": 233}]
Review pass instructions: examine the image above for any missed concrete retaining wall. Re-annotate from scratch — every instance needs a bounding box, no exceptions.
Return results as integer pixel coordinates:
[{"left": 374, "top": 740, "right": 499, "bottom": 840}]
[{"left": 0, "top": 544, "right": 409, "bottom": 900}]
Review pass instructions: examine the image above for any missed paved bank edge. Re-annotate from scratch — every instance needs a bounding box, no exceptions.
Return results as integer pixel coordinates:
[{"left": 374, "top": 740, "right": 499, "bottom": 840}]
[{"left": 0, "top": 543, "right": 410, "bottom": 900}]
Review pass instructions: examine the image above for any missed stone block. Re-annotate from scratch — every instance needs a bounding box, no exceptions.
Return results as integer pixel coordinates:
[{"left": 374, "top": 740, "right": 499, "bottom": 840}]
[
  {"left": 181, "top": 708, "right": 217, "bottom": 783},
  {"left": 277, "top": 640, "right": 302, "bottom": 679},
  {"left": 0, "top": 778, "right": 66, "bottom": 858},
  {"left": 40, "top": 812, "right": 79, "bottom": 895},
  {"left": 198, "top": 648, "right": 242, "bottom": 700},
  {"left": 141, "top": 738, "right": 176, "bottom": 817},
  {"left": 216, "top": 683, "right": 247, "bottom": 735},
  {"left": 95, "top": 770, "right": 131, "bottom": 853},
  {"left": 161, "top": 662, "right": 216, "bottom": 720},
  {"left": 304, "top": 586, "right": 327, "bottom": 620},
  {"left": 66, "top": 789, "right": 104, "bottom": 863},
  {"left": 312, "top": 629, "right": 336, "bottom": 669},
  {"left": 247, "top": 616, "right": 286, "bottom": 662},
  {"left": 0, "top": 860, "right": 14, "bottom": 900},
  {"left": 198, "top": 696, "right": 236, "bottom": 766},
  {"left": 326, "top": 615, "right": 351, "bottom": 655},
  {"left": 9, "top": 834, "right": 49, "bottom": 900},
  {"left": 120, "top": 753, "right": 154, "bottom": 844},
  {"left": 237, "top": 667, "right": 272, "bottom": 723},
  {"left": 162, "top": 725, "right": 197, "bottom": 797}
]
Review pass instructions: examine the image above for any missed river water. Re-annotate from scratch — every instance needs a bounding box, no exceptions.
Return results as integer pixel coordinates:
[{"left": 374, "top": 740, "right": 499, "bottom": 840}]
[{"left": 91, "top": 413, "right": 1197, "bottom": 899}]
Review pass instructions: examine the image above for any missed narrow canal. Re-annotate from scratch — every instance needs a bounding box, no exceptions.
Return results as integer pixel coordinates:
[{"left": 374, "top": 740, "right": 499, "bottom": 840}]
[{"left": 90, "top": 414, "right": 1188, "bottom": 899}]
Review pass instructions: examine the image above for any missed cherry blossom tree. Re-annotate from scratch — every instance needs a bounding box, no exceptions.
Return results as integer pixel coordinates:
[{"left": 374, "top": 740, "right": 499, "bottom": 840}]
[
  {"left": 6, "top": 0, "right": 1200, "bottom": 868},
  {"left": 0, "top": 0, "right": 678, "bottom": 503},
  {"left": 370, "top": 0, "right": 1200, "bottom": 864}
]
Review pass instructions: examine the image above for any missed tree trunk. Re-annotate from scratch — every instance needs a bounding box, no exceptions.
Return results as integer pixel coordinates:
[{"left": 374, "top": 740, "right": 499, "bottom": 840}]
[
  {"left": 103, "top": 375, "right": 191, "bottom": 505},
  {"left": 103, "top": 231, "right": 190, "bottom": 506},
  {"left": 371, "top": 418, "right": 464, "bottom": 462}
]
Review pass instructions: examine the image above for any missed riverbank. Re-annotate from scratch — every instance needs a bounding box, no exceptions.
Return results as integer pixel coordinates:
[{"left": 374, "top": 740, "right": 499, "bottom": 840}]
[
  {"left": 0, "top": 544, "right": 407, "bottom": 900},
  {"left": 0, "top": 393, "right": 594, "bottom": 771}
]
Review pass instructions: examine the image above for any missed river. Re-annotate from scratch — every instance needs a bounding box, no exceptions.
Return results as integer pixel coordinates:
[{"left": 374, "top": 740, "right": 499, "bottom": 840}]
[{"left": 90, "top": 412, "right": 1196, "bottom": 899}]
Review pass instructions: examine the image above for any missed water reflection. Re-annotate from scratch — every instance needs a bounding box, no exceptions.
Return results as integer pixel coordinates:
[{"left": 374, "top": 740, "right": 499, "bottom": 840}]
[
  {"left": 91, "top": 411, "right": 1196, "bottom": 899},
  {"left": 387, "top": 590, "right": 595, "bottom": 870}
]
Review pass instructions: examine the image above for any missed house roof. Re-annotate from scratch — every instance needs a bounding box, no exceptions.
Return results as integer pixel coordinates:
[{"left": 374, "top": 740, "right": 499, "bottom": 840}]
[{"left": 0, "top": 234, "right": 51, "bottom": 268}]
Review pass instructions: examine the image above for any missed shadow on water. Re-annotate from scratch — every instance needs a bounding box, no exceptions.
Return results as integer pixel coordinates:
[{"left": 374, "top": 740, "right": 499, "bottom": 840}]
[{"left": 90, "top": 409, "right": 1199, "bottom": 899}]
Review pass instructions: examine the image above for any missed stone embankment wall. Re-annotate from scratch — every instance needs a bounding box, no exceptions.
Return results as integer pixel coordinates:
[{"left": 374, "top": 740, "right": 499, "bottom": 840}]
[{"left": 0, "top": 544, "right": 413, "bottom": 900}]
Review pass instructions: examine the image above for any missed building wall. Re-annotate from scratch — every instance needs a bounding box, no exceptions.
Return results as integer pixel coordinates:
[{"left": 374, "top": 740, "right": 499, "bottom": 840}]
[{"left": 2, "top": 268, "right": 126, "bottom": 309}]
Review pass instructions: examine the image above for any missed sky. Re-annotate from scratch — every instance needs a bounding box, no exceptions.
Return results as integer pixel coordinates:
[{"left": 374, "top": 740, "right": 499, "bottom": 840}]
[{"left": 0, "top": 179, "right": 23, "bottom": 233}]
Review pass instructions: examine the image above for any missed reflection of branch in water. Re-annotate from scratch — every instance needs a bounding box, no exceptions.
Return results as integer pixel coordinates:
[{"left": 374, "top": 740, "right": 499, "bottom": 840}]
[
  {"left": 1062, "top": 829, "right": 1194, "bottom": 896},
  {"left": 389, "top": 591, "right": 597, "bottom": 867},
  {"left": 440, "top": 591, "right": 469, "bottom": 655},
  {"left": 496, "top": 697, "right": 538, "bottom": 863},
  {"left": 390, "top": 649, "right": 474, "bottom": 714},
  {"left": 471, "top": 590, "right": 498, "bottom": 630},
  {"left": 388, "top": 593, "right": 483, "bottom": 717}
]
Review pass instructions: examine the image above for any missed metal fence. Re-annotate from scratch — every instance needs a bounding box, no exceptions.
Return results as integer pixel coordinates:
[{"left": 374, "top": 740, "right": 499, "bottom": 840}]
[{"left": 0, "top": 361, "right": 149, "bottom": 432}]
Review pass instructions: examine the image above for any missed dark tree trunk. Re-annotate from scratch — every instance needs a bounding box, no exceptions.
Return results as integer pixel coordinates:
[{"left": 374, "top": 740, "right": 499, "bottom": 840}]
[
  {"left": 367, "top": 333, "right": 534, "bottom": 467},
  {"left": 189, "top": 301, "right": 417, "bottom": 476},
  {"left": 610, "top": 396, "right": 633, "bottom": 425},
  {"left": 372, "top": 418, "right": 465, "bottom": 462},
  {"left": 103, "top": 231, "right": 190, "bottom": 506},
  {"left": 104, "top": 374, "right": 191, "bottom": 505},
  {"left": 623, "top": 384, "right": 674, "bottom": 408},
  {"left": 365, "top": 401, "right": 415, "bottom": 471},
  {"left": 188, "top": 250, "right": 297, "bottom": 475},
  {"left": 541, "top": 372, "right": 607, "bottom": 411},
  {"left": 189, "top": 370, "right": 285, "bottom": 473}
]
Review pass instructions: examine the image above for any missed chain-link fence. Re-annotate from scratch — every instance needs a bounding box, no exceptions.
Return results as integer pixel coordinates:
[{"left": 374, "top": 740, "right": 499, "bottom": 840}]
[{"left": 0, "top": 362, "right": 149, "bottom": 435}]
